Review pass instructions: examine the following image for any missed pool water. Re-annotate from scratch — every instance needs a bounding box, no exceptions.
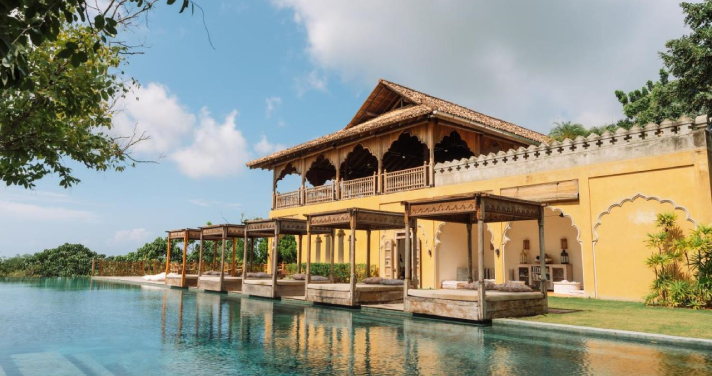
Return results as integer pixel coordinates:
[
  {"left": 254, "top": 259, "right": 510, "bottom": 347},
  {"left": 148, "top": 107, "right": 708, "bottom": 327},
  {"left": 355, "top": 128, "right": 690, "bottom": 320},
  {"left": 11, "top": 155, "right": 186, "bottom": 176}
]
[{"left": 0, "top": 279, "right": 710, "bottom": 375}]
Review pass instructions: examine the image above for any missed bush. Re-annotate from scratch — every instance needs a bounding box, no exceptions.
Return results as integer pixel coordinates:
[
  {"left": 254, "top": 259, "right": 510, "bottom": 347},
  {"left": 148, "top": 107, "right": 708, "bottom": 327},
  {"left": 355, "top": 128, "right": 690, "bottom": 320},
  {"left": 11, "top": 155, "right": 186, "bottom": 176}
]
[
  {"left": 285, "top": 263, "right": 379, "bottom": 283},
  {"left": 22, "top": 243, "right": 104, "bottom": 277}
]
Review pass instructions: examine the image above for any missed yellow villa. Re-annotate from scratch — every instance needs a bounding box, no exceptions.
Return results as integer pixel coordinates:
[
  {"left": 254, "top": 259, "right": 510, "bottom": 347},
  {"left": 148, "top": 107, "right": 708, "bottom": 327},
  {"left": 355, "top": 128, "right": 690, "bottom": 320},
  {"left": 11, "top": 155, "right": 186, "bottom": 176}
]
[{"left": 246, "top": 78, "right": 712, "bottom": 303}]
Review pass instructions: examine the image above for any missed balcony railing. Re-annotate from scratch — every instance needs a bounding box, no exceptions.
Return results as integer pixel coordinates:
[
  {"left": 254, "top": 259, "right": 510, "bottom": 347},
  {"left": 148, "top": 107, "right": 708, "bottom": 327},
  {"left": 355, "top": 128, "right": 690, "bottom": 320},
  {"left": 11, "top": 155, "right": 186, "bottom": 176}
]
[
  {"left": 273, "top": 164, "right": 429, "bottom": 209},
  {"left": 341, "top": 174, "right": 377, "bottom": 200},
  {"left": 384, "top": 163, "right": 429, "bottom": 194},
  {"left": 275, "top": 190, "right": 301, "bottom": 209},
  {"left": 305, "top": 184, "right": 335, "bottom": 205}
]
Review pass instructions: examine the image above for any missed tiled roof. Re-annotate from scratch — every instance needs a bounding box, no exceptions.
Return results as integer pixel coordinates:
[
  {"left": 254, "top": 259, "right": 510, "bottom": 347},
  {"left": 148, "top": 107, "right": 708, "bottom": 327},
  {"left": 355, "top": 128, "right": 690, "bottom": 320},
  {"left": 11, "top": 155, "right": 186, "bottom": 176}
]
[
  {"left": 378, "top": 79, "right": 549, "bottom": 144},
  {"left": 246, "top": 79, "right": 549, "bottom": 169},
  {"left": 246, "top": 105, "right": 432, "bottom": 169}
]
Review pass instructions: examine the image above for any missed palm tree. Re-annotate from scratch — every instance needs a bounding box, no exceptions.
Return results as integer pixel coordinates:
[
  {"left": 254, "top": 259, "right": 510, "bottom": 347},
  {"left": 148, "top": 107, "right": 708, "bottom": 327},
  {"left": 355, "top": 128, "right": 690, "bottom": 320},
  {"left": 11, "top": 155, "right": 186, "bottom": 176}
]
[{"left": 548, "top": 121, "right": 590, "bottom": 141}]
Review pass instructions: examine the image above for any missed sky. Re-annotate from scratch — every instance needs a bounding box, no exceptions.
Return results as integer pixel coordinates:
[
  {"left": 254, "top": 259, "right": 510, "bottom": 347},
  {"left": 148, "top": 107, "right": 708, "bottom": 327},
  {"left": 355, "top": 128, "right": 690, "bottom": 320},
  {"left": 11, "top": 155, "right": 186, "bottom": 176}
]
[{"left": 0, "top": 0, "right": 694, "bottom": 257}]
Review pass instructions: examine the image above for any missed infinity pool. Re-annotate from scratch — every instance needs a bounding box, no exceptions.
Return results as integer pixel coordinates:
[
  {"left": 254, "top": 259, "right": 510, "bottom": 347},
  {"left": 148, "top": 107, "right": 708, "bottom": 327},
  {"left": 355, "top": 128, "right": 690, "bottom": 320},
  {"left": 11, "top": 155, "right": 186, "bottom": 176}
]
[{"left": 0, "top": 278, "right": 710, "bottom": 375}]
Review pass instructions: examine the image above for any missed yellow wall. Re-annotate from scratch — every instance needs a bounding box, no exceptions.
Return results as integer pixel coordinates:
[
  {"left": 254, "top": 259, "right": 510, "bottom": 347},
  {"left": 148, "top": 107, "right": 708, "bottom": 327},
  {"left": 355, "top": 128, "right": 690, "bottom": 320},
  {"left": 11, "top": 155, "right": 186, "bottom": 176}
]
[{"left": 268, "top": 147, "right": 712, "bottom": 301}]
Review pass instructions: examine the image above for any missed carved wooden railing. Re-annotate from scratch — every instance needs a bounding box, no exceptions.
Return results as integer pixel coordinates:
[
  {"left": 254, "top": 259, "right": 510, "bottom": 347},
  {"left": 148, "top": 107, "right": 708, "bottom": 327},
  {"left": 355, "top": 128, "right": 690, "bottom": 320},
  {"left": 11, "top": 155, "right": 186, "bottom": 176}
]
[
  {"left": 383, "top": 163, "right": 428, "bottom": 194},
  {"left": 341, "top": 174, "right": 377, "bottom": 200},
  {"left": 305, "top": 184, "right": 335, "bottom": 204},
  {"left": 275, "top": 190, "right": 301, "bottom": 209}
]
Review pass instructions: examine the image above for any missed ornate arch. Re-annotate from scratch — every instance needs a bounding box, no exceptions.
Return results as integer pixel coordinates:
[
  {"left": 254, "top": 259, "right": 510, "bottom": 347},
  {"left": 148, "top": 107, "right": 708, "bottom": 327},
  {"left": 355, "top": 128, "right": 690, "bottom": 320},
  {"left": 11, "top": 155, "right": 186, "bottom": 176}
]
[{"left": 591, "top": 193, "right": 697, "bottom": 298}]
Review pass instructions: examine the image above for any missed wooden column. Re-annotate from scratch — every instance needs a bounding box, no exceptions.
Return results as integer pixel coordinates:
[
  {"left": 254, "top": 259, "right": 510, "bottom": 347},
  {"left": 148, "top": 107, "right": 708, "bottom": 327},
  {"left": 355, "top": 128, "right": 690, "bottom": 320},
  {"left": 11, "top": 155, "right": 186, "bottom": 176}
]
[
  {"left": 330, "top": 229, "right": 336, "bottom": 283},
  {"left": 466, "top": 222, "right": 473, "bottom": 283},
  {"left": 242, "top": 230, "right": 249, "bottom": 278},
  {"left": 297, "top": 235, "right": 303, "bottom": 274},
  {"left": 349, "top": 216, "right": 357, "bottom": 306},
  {"left": 404, "top": 213, "right": 411, "bottom": 298},
  {"left": 539, "top": 214, "right": 548, "bottom": 298},
  {"left": 181, "top": 232, "right": 188, "bottom": 288},
  {"left": 231, "top": 237, "right": 237, "bottom": 277},
  {"left": 198, "top": 232, "right": 204, "bottom": 277},
  {"left": 164, "top": 237, "right": 171, "bottom": 282},
  {"left": 272, "top": 169, "right": 278, "bottom": 210},
  {"left": 427, "top": 119, "right": 435, "bottom": 187},
  {"left": 335, "top": 152, "right": 341, "bottom": 200},
  {"left": 300, "top": 163, "right": 306, "bottom": 206},
  {"left": 477, "top": 218, "right": 486, "bottom": 319},
  {"left": 219, "top": 228, "right": 227, "bottom": 291},
  {"left": 271, "top": 224, "right": 280, "bottom": 298},
  {"left": 377, "top": 157, "right": 383, "bottom": 194},
  {"left": 305, "top": 221, "right": 312, "bottom": 293},
  {"left": 366, "top": 229, "right": 371, "bottom": 278}
]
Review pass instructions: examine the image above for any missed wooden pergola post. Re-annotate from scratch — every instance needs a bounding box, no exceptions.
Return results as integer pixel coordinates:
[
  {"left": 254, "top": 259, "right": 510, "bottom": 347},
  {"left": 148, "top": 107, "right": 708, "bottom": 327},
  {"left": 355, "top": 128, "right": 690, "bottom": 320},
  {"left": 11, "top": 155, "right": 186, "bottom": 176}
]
[
  {"left": 330, "top": 229, "right": 336, "bottom": 283},
  {"left": 164, "top": 237, "right": 171, "bottom": 282},
  {"left": 349, "top": 215, "right": 357, "bottom": 306},
  {"left": 404, "top": 212, "right": 411, "bottom": 297},
  {"left": 305, "top": 221, "right": 312, "bottom": 291},
  {"left": 538, "top": 213, "right": 547, "bottom": 298},
  {"left": 366, "top": 229, "right": 371, "bottom": 278},
  {"left": 242, "top": 229, "right": 249, "bottom": 278},
  {"left": 297, "top": 235, "right": 303, "bottom": 274},
  {"left": 231, "top": 237, "right": 237, "bottom": 277},
  {"left": 219, "top": 227, "right": 226, "bottom": 290},
  {"left": 212, "top": 242, "right": 218, "bottom": 271},
  {"left": 198, "top": 232, "right": 204, "bottom": 277},
  {"left": 181, "top": 232, "right": 188, "bottom": 288},
  {"left": 466, "top": 222, "right": 473, "bottom": 283},
  {"left": 477, "top": 215, "right": 486, "bottom": 320},
  {"left": 271, "top": 222, "right": 280, "bottom": 298}
]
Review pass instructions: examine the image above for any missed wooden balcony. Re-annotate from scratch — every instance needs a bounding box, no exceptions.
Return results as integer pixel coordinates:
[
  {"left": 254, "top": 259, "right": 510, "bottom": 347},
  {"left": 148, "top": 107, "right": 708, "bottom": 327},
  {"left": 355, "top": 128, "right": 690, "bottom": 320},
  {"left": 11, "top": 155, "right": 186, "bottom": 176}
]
[
  {"left": 305, "top": 184, "right": 336, "bottom": 205},
  {"left": 341, "top": 174, "right": 377, "bottom": 200},
  {"left": 383, "top": 163, "right": 429, "bottom": 194},
  {"left": 273, "top": 164, "right": 429, "bottom": 209}
]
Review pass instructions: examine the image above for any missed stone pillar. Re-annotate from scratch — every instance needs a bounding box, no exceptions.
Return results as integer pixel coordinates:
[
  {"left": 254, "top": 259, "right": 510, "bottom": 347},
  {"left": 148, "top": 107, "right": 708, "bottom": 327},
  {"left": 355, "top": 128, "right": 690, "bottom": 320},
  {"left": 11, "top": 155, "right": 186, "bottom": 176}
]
[
  {"left": 315, "top": 235, "right": 322, "bottom": 263},
  {"left": 337, "top": 230, "right": 345, "bottom": 262}
]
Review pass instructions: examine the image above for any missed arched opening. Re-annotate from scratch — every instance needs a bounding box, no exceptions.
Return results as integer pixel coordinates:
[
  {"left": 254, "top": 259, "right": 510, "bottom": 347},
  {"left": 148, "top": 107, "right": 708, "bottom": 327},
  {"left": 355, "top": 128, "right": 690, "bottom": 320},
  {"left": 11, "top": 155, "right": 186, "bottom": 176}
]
[
  {"left": 435, "top": 131, "right": 474, "bottom": 164},
  {"left": 435, "top": 222, "right": 495, "bottom": 287},
  {"left": 305, "top": 155, "right": 336, "bottom": 187},
  {"left": 340, "top": 145, "right": 378, "bottom": 180},
  {"left": 275, "top": 163, "right": 300, "bottom": 193},
  {"left": 502, "top": 208, "right": 583, "bottom": 294},
  {"left": 382, "top": 132, "right": 428, "bottom": 172}
]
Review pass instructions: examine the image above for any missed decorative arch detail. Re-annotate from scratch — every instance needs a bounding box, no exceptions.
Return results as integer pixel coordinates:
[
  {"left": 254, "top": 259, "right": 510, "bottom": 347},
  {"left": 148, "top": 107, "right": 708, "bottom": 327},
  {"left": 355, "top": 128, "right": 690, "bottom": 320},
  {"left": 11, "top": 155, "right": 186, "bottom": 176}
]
[{"left": 592, "top": 194, "right": 697, "bottom": 244}]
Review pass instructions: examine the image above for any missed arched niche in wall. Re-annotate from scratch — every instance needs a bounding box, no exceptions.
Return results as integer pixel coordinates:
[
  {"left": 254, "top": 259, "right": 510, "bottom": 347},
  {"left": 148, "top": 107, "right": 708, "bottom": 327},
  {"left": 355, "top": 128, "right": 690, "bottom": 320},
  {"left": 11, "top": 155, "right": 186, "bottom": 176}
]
[
  {"left": 305, "top": 155, "right": 336, "bottom": 187},
  {"left": 340, "top": 145, "right": 378, "bottom": 180},
  {"left": 382, "top": 132, "right": 429, "bottom": 172}
]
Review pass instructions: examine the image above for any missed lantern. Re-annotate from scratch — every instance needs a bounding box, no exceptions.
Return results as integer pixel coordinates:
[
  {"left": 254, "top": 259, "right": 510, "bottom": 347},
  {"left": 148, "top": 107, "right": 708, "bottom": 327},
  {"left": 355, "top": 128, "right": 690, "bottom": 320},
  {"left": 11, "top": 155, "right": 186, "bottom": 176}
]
[
  {"left": 519, "top": 249, "right": 528, "bottom": 264},
  {"left": 560, "top": 238, "right": 569, "bottom": 264}
]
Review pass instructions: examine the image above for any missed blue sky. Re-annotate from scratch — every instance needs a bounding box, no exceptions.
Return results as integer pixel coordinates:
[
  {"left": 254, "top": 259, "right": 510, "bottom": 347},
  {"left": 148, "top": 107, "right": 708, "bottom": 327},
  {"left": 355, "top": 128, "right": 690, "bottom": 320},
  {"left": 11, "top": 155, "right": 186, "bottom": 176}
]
[{"left": 0, "top": 0, "right": 691, "bottom": 257}]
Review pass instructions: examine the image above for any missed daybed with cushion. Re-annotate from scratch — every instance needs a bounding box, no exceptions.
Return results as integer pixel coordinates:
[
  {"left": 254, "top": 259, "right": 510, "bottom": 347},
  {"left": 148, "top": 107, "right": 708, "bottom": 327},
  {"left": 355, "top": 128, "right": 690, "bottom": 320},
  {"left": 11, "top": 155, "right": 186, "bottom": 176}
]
[
  {"left": 242, "top": 274, "right": 330, "bottom": 298},
  {"left": 197, "top": 273, "right": 242, "bottom": 292},
  {"left": 306, "top": 277, "right": 404, "bottom": 307}
]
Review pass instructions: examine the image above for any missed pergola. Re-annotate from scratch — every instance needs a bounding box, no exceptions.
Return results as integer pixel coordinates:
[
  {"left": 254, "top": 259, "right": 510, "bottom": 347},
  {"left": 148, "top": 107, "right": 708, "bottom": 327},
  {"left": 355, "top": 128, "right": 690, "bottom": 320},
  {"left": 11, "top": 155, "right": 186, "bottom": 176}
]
[
  {"left": 243, "top": 218, "right": 331, "bottom": 298},
  {"left": 402, "top": 193, "right": 547, "bottom": 318},
  {"left": 165, "top": 228, "right": 201, "bottom": 288},
  {"left": 305, "top": 208, "right": 406, "bottom": 305},
  {"left": 198, "top": 224, "right": 249, "bottom": 290}
]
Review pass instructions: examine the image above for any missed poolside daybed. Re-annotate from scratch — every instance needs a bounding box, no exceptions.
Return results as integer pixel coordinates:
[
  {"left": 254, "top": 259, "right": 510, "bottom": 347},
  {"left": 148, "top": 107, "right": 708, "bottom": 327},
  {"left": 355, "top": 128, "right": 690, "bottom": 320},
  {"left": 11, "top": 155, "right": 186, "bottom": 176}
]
[
  {"left": 242, "top": 218, "right": 331, "bottom": 299},
  {"left": 402, "top": 193, "right": 549, "bottom": 321},
  {"left": 166, "top": 273, "right": 198, "bottom": 288},
  {"left": 304, "top": 208, "right": 407, "bottom": 307},
  {"left": 164, "top": 228, "right": 201, "bottom": 288},
  {"left": 196, "top": 224, "right": 253, "bottom": 292}
]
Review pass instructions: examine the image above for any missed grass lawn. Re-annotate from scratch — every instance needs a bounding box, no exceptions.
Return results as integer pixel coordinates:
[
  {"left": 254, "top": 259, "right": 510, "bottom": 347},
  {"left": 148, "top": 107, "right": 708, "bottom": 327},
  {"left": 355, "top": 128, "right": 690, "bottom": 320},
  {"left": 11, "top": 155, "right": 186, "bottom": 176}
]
[{"left": 517, "top": 296, "right": 712, "bottom": 340}]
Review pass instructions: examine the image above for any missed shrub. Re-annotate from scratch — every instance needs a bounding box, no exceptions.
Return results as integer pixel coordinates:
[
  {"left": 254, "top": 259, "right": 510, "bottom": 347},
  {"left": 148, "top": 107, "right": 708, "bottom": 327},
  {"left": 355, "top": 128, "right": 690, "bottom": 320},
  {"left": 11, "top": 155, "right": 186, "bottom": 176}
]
[{"left": 285, "top": 263, "right": 379, "bottom": 283}]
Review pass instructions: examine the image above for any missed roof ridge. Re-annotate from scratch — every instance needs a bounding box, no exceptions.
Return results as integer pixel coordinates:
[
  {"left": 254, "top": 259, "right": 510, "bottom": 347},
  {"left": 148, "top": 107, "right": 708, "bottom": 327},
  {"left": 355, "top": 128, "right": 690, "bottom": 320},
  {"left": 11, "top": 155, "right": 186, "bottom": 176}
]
[{"left": 380, "top": 79, "right": 548, "bottom": 140}]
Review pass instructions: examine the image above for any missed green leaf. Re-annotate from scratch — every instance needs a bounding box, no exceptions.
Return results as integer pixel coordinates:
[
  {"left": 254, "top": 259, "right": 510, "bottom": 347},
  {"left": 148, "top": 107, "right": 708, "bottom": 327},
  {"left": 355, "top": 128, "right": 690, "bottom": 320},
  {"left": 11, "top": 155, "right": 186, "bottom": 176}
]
[
  {"left": 179, "top": 0, "right": 189, "bottom": 13},
  {"left": 65, "top": 41, "right": 78, "bottom": 50},
  {"left": 94, "top": 15, "right": 105, "bottom": 29},
  {"left": 70, "top": 53, "right": 82, "bottom": 67},
  {"left": 56, "top": 49, "right": 73, "bottom": 58},
  {"left": 93, "top": 40, "right": 101, "bottom": 52},
  {"left": 167, "top": 0, "right": 177, "bottom": 4}
]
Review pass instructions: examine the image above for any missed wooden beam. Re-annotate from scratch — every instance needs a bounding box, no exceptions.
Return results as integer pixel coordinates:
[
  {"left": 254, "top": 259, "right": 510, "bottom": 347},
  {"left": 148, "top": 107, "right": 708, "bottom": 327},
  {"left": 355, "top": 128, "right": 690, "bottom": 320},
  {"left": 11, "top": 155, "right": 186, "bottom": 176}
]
[
  {"left": 219, "top": 228, "right": 226, "bottom": 291},
  {"left": 349, "top": 215, "right": 357, "bottom": 306},
  {"left": 198, "top": 232, "right": 204, "bottom": 277},
  {"left": 231, "top": 237, "right": 237, "bottom": 277},
  {"left": 404, "top": 213, "right": 411, "bottom": 298},
  {"left": 297, "top": 235, "right": 303, "bottom": 274},
  {"left": 164, "top": 237, "right": 171, "bottom": 284},
  {"left": 539, "top": 215, "right": 547, "bottom": 298},
  {"left": 500, "top": 180, "right": 579, "bottom": 203},
  {"left": 467, "top": 222, "right": 473, "bottom": 283},
  {"left": 477, "top": 218, "right": 486, "bottom": 320},
  {"left": 243, "top": 230, "right": 249, "bottom": 278},
  {"left": 330, "top": 230, "right": 335, "bottom": 283},
  {"left": 366, "top": 229, "right": 371, "bottom": 278},
  {"left": 305, "top": 221, "right": 312, "bottom": 294},
  {"left": 271, "top": 224, "right": 280, "bottom": 298}
]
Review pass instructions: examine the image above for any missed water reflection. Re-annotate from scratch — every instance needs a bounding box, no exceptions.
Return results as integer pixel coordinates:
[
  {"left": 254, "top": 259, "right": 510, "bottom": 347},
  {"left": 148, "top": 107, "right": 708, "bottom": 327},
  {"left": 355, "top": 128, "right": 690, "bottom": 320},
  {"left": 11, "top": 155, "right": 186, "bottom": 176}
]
[
  {"left": 150, "top": 286, "right": 712, "bottom": 376},
  {"left": 0, "top": 279, "right": 709, "bottom": 376}
]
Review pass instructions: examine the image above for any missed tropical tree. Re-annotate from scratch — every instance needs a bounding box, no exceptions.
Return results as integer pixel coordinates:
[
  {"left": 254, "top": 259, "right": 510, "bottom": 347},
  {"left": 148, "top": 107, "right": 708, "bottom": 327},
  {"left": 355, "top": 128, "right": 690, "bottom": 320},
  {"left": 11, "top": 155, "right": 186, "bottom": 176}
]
[
  {"left": 547, "top": 121, "right": 590, "bottom": 141},
  {"left": 22, "top": 243, "right": 104, "bottom": 277}
]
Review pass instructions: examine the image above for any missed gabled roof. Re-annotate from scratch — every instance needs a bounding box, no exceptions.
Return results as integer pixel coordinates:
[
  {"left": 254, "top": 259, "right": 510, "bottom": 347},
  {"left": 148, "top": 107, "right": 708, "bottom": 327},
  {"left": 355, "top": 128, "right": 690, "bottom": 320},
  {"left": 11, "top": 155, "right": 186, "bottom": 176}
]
[{"left": 246, "top": 79, "right": 549, "bottom": 170}]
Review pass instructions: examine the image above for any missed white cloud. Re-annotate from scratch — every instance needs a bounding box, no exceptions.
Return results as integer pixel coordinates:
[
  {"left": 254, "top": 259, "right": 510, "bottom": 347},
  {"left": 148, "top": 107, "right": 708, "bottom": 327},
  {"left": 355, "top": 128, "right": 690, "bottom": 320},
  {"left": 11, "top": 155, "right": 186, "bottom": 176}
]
[
  {"left": 0, "top": 200, "right": 98, "bottom": 222},
  {"left": 109, "top": 228, "right": 153, "bottom": 245},
  {"left": 273, "top": 0, "right": 689, "bottom": 131},
  {"left": 265, "top": 96, "right": 282, "bottom": 118},
  {"left": 113, "top": 82, "right": 196, "bottom": 157},
  {"left": 254, "top": 135, "right": 286, "bottom": 155},
  {"left": 171, "top": 109, "right": 251, "bottom": 178},
  {"left": 294, "top": 69, "right": 328, "bottom": 96},
  {"left": 277, "top": 120, "right": 287, "bottom": 128}
]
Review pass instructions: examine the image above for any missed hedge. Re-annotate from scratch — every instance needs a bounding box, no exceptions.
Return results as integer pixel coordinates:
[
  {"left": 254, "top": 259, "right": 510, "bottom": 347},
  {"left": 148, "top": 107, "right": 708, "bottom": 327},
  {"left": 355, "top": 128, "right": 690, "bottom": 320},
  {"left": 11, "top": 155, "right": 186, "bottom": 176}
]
[{"left": 285, "top": 263, "right": 379, "bottom": 283}]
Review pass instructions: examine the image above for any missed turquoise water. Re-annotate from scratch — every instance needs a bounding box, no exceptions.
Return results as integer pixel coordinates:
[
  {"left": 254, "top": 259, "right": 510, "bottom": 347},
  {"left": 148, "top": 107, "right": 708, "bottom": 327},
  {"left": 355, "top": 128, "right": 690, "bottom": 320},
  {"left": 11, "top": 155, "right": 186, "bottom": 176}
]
[{"left": 0, "top": 279, "right": 710, "bottom": 375}]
